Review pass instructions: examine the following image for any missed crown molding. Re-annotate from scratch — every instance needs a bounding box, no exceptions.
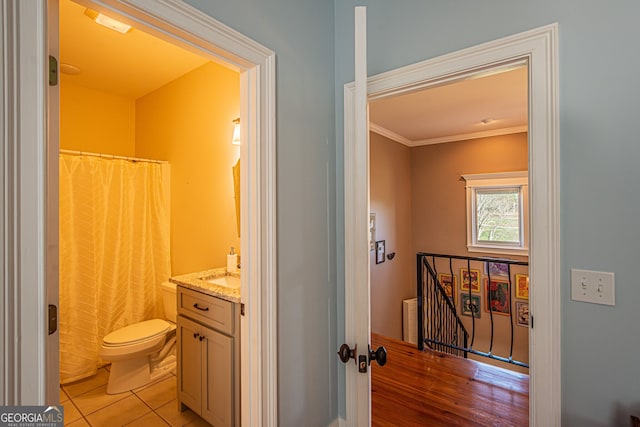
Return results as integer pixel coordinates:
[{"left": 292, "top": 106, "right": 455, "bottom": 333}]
[{"left": 369, "top": 122, "right": 528, "bottom": 147}]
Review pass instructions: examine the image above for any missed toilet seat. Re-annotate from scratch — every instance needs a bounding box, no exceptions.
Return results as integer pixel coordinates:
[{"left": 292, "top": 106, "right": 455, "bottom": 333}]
[{"left": 103, "top": 319, "right": 170, "bottom": 347}]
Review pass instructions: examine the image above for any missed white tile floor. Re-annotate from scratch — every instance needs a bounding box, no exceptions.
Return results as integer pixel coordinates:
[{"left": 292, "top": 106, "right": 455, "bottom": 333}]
[{"left": 60, "top": 367, "right": 210, "bottom": 426}]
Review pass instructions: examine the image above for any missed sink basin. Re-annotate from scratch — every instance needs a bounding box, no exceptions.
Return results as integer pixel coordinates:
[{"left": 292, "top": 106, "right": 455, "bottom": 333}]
[{"left": 205, "top": 275, "right": 241, "bottom": 289}]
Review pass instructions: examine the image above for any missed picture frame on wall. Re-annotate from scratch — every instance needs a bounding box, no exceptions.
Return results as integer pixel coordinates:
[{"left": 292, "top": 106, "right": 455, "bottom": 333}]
[
  {"left": 484, "top": 278, "right": 510, "bottom": 315},
  {"left": 375, "top": 240, "right": 385, "bottom": 264},
  {"left": 516, "top": 301, "right": 529, "bottom": 327},
  {"left": 460, "top": 268, "right": 481, "bottom": 293},
  {"left": 485, "top": 261, "right": 509, "bottom": 277},
  {"left": 437, "top": 273, "right": 457, "bottom": 303},
  {"left": 515, "top": 274, "right": 529, "bottom": 300},
  {"left": 461, "top": 294, "right": 481, "bottom": 318}
]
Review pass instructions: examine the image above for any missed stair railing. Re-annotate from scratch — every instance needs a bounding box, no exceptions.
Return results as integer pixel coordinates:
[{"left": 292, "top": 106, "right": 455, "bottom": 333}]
[{"left": 417, "top": 252, "right": 529, "bottom": 369}]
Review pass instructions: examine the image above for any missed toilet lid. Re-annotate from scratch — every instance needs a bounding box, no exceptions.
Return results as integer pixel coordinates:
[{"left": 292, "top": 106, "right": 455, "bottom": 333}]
[{"left": 103, "top": 319, "right": 170, "bottom": 346}]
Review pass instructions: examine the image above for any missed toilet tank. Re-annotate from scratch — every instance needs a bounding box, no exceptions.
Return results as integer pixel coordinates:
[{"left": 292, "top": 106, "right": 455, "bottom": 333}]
[{"left": 160, "top": 281, "right": 177, "bottom": 323}]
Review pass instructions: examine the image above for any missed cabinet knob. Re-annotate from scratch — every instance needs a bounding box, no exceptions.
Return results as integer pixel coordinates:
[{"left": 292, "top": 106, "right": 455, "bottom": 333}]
[
  {"left": 193, "top": 332, "right": 200, "bottom": 339},
  {"left": 199, "top": 335, "right": 205, "bottom": 342}
]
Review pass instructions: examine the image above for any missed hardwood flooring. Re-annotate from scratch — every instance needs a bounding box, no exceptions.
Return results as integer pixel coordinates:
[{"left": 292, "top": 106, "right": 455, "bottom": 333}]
[{"left": 371, "top": 333, "right": 529, "bottom": 426}]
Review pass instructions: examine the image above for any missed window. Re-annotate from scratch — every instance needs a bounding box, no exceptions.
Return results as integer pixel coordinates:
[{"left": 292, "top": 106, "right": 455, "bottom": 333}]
[{"left": 462, "top": 172, "right": 528, "bottom": 256}]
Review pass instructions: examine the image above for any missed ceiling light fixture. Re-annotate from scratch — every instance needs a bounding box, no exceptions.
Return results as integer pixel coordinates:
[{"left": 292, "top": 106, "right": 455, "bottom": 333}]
[
  {"left": 232, "top": 118, "right": 241, "bottom": 145},
  {"left": 84, "top": 8, "right": 132, "bottom": 34}
]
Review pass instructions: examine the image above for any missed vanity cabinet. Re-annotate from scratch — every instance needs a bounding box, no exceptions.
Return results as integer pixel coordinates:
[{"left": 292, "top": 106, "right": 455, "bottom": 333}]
[{"left": 177, "top": 285, "right": 240, "bottom": 427}]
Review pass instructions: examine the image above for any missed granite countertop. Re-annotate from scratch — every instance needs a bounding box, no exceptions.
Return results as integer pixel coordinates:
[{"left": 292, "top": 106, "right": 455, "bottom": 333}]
[{"left": 170, "top": 267, "right": 241, "bottom": 303}]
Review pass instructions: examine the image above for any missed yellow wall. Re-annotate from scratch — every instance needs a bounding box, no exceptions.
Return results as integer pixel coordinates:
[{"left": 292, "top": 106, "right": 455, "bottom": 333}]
[
  {"left": 60, "top": 77, "right": 136, "bottom": 156},
  {"left": 60, "top": 62, "right": 240, "bottom": 276},
  {"left": 135, "top": 62, "right": 240, "bottom": 275}
]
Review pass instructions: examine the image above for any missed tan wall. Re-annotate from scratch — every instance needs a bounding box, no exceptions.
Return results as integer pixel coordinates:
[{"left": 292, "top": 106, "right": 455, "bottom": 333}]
[
  {"left": 411, "top": 133, "right": 529, "bottom": 371},
  {"left": 136, "top": 62, "right": 240, "bottom": 275},
  {"left": 60, "top": 78, "right": 135, "bottom": 156},
  {"left": 410, "top": 133, "right": 528, "bottom": 259},
  {"left": 369, "top": 133, "right": 414, "bottom": 340},
  {"left": 370, "top": 132, "right": 530, "bottom": 371}
]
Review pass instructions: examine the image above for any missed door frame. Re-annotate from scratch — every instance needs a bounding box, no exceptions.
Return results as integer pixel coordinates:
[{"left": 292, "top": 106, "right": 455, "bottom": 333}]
[
  {"left": 344, "top": 24, "right": 560, "bottom": 425},
  {"left": 1, "top": 1, "right": 278, "bottom": 425}
]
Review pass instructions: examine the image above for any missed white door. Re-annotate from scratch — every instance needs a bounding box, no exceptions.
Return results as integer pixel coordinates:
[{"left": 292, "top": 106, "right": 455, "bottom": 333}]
[{"left": 340, "top": 6, "right": 385, "bottom": 426}]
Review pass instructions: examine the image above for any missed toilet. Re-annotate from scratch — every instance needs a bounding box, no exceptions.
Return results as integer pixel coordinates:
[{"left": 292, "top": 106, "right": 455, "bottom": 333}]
[{"left": 99, "top": 281, "right": 177, "bottom": 394}]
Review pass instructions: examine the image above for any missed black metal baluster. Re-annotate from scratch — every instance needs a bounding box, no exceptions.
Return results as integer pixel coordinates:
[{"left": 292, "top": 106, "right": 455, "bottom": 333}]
[
  {"left": 487, "top": 265, "right": 494, "bottom": 356},
  {"left": 508, "top": 264, "right": 514, "bottom": 362},
  {"left": 467, "top": 258, "right": 476, "bottom": 350},
  {"left": 417, "top": 254, "right": 424, "bottom": 351}
]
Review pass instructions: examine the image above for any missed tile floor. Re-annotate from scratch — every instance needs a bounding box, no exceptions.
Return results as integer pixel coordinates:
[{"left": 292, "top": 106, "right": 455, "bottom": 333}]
[{"left": 60, "top": 367, "right": 210, "bottom": 426}]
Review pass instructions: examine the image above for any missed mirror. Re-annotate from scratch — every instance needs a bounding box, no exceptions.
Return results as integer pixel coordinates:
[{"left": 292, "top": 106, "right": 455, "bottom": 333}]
[{"left": 233, "top": 159, "right": 240, "bottom": 237}]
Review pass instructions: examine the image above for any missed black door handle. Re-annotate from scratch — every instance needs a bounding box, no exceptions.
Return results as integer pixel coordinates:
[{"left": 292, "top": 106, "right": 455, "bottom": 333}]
[
  {"left": 369, "top": 345, "right": 387, "bottom": 367},
  {"left": 337, "top": 343, "right": 357, "bottom": 364}
]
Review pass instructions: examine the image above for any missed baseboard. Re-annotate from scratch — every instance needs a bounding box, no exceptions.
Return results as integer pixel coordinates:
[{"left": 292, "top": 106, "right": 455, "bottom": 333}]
[{"left": 327, "top": 416, "right": 347, "bottom": 427}]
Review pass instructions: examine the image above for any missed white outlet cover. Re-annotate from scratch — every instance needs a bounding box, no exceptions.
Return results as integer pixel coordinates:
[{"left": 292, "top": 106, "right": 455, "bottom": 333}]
[{"left": 571, "top": 268, "right": 615, "bottom": 306}]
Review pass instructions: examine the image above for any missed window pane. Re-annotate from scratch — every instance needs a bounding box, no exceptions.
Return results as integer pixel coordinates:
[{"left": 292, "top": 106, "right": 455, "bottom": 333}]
[{"left": 476, "top": 189, "right": 521, "bottom": 244}]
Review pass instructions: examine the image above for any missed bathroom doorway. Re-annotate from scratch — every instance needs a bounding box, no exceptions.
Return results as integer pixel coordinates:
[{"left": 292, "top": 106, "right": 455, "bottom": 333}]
[{"left": 43, "top": 0, "right": 277, "bottom": 423}]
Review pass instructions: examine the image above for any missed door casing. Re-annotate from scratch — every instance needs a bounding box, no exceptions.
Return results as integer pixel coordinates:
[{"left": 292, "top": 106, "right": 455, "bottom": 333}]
[
  {"left": 2, "top": 2, "right": 278, "bottom": 426},
  {"left": 344, "top": 23, "right": 560, "bottom": 426}
]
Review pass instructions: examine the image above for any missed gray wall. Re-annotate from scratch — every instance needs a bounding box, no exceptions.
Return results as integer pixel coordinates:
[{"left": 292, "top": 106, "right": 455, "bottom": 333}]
[
  {"left": 178, "top": 1, "right": 640, "bottom": 425},
  {"left": 184, "top": 1, "right": 337, "bottom": 426},
  {"left": 335, "top": 1, "right": 640, "bottom": 426}
]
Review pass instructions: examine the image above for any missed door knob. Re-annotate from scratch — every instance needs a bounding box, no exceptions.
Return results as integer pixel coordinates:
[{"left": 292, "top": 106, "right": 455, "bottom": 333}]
[
  {"left": 368, "top": 345, "right": 387, "bottom": 367},
  {"left": 337, "top": 343, "right": 357, "bottom": 364}
]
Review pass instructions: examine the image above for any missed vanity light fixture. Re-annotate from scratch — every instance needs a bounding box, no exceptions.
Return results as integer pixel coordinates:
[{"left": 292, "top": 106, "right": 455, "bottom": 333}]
[
  {"left": 232, "top": 118, "right": 241, "bottom": 145},
  {"left": 84, "top": 8, "right": 132, "bottom": 34}
]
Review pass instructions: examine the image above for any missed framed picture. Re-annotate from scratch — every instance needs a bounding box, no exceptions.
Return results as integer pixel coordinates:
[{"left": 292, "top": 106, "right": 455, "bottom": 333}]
[
  {"left": 461, "top": 294, "right": 481, "bottom": 318},
  {"left": 485, "top": 261, "right": 509, "bottom": 277},
  {"left": 460, "top": 268, "right": 481, "bottom": 293},
  {"left": 515, "top": 274, "right": 529, "bottom": 300},
  {"left": 516, "top": 301, "right": 529, "bottom": 327},
  {"left": 375, "top": 240, "right": 385, "bottom": 264},
  {"left": 484, "top": 278, "right": 510, "bottom": 315},
  {"left": 437, "top": 273, "right": 457, "bottom": 303}
]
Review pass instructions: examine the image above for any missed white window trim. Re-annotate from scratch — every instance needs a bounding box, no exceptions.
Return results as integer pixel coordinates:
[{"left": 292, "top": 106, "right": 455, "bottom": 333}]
[{"left": 463, "top": 171, "right": 529, "bottom": 256}]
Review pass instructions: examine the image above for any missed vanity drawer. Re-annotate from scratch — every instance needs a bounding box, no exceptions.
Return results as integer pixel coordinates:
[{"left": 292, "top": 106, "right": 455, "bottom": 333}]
[{"left": 178, "top": 286, "right": 234, "bottom": 335}]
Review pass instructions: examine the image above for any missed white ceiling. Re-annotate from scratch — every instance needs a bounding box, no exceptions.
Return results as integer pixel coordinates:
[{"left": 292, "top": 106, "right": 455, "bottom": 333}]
[
  {"left": 59, "top": 0, "right": 210, "bottom": 99},
  {"left": 60, "top": 0, "right": 527, "bottom": 141},
  {"left": 369, "top": 66, "right": 528, "bottom": 146}
]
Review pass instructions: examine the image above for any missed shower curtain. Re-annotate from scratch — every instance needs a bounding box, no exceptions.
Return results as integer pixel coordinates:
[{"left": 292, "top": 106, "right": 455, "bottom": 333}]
[{"left": 59, "top": 154, "right": 171, "bottom": 384}]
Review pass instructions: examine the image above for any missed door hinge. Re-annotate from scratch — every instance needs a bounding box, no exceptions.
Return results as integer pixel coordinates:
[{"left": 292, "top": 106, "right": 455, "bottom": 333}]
[
  {"left": 49, "top": 56, "right": 58, "bottom": 86},
  {"left": 240, "top": 303, "right": 245, "bottom": 316},
  {"left": 530, "top": 315, "right": 533, "bottom": 329},
  {"left": 48, "top": 304, "right": 58, "bottom": 335}
]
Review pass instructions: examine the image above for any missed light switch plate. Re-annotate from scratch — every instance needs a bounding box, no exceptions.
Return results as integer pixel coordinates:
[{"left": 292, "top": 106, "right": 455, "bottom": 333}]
[{"left": 571, "top": 268, "right": 615, "bottom": 306}]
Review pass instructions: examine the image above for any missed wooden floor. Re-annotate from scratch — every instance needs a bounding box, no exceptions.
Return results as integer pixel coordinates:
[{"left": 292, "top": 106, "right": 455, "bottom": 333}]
[{"left": 371, "top": 334, "right": 529, "bottom": 426}]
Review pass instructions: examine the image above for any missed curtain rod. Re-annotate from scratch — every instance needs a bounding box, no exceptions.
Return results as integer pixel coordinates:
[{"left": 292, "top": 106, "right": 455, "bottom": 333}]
[{"left": 60, "top": 149, "right": 168, "bottom": 164}]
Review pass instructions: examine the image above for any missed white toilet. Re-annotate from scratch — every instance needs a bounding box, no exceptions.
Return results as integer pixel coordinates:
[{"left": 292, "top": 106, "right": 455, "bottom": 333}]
[{"left": 99, "top": 281, "right": 177, "bottom": 394}]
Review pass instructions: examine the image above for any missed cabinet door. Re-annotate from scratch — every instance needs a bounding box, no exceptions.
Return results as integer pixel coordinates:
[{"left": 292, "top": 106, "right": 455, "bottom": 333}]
[
  {"left": 177, "top": 315, "right": 202, "bottom": 413},
  {"left": 202, "top": 329, "right": 233, "bottom": 427}
]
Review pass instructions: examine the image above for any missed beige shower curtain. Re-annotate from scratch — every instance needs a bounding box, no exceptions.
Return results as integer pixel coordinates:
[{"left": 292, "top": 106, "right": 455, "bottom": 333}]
[{"left": 59, "top": 154, "right": 171, "bottom": 384}]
